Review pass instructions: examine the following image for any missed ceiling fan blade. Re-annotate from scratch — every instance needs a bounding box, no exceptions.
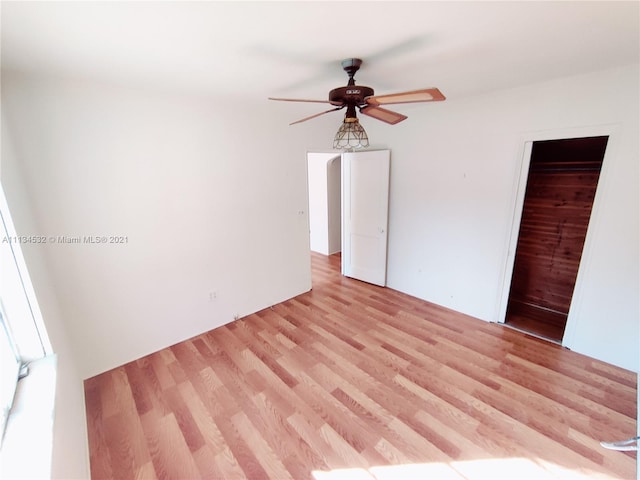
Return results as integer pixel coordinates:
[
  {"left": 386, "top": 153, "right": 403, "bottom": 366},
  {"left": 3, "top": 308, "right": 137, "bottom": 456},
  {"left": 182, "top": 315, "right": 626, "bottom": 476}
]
[
  {"left": 269, "top": 97, "right": 331, "bottom": 104},
  {"left": 290, "top": 107, "right": 343, "bottom": 125},
  {"left": 365, "top": 88, "right": 446, "bottom": 106},
  {"left": 360, "top": 106, "right": 408, "bottom": 125}
]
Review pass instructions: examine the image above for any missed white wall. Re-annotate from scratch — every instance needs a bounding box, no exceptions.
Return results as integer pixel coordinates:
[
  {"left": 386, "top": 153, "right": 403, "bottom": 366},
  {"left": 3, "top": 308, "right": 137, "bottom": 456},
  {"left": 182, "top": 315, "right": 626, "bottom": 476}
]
[
  {"left": 307, "top": 153, "right": 341, "bottom": 255},
  {"left": 371, "top": 64, "right": 638, "bottom": 371},
  {"left": 1, "top": 72, "right": 315, "bottom": 378},
  {"left": 327, "top": 156, "right": 342, "bottom": 254},
  {"left": 1, "top": 115, "right": 90, "bottom": 479},
  {"left": 307, "top": 153, "right": 331, "bottom": 255}
]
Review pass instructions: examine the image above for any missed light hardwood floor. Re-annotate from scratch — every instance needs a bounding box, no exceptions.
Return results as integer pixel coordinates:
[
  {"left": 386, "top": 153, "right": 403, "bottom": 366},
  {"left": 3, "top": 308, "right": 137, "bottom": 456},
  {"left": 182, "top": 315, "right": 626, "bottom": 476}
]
[{"left": 85, "top": 252, "right": 637, "bottom": 479}]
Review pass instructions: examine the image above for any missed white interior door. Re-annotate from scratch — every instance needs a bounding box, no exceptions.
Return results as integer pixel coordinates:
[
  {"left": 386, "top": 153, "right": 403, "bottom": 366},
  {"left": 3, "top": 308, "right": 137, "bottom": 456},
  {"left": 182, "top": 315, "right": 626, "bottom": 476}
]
[{"left": 341, "top": 150, "right": 390, "bottom": 286}]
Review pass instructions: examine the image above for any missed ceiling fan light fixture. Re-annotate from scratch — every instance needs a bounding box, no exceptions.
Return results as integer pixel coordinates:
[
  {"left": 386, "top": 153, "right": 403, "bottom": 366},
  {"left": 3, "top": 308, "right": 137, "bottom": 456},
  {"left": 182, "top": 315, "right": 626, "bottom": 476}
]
[{"left": 333, "top": 117, "right": 369, "bottom": 150}]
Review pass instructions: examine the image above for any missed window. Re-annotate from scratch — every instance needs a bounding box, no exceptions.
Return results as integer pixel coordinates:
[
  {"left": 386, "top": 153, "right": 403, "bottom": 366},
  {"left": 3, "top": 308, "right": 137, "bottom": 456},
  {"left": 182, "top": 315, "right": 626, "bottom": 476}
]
[
  {"left": 0, "top": 187, "right": 50, "bottom": 449},
  {"left": 0, "top": 304, "right": 21, "bottom": 444}
]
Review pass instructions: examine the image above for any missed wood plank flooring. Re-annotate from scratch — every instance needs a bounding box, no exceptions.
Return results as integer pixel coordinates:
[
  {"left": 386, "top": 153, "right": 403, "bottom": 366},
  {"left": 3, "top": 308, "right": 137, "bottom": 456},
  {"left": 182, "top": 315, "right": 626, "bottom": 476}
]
[
  {"left": 505, "top": 312, "right": 565, "bottom": 343},
  {"left": 85, "top": 252, "right": 637, "bottom": 479}
]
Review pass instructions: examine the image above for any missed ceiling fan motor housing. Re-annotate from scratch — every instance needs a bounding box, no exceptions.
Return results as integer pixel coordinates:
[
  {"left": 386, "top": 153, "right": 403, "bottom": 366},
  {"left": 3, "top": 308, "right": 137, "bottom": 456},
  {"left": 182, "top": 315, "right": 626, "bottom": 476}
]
[{"left": 329, "top": 85, "right": 375, "bottom": 106}]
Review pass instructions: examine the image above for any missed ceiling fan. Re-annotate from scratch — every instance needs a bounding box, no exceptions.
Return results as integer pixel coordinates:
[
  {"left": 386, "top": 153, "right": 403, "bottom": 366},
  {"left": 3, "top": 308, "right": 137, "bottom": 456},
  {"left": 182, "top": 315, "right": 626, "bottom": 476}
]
[{"left": 269, "top": 58, "right": 445, "bottom": 148}]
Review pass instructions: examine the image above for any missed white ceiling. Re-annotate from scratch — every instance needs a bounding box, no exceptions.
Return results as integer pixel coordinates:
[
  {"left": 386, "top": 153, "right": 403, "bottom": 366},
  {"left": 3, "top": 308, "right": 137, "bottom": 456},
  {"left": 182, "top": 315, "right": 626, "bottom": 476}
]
[{"left": 1, "top": 1, "right": 639, "bottom": 103}]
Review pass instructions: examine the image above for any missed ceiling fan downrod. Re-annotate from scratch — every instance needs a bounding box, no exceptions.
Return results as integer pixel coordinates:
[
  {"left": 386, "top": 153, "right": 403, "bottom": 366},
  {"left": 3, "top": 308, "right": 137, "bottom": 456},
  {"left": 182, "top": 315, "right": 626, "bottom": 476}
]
[{"left": 341, "top": 58, "right": 362, "bottom": 86}]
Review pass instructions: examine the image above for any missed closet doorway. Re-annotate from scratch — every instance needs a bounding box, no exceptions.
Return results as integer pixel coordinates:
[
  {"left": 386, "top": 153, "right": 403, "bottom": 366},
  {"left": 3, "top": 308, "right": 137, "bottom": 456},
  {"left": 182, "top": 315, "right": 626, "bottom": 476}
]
[{"left": 505, "top": 136, "right": 608, "bottom": 342}]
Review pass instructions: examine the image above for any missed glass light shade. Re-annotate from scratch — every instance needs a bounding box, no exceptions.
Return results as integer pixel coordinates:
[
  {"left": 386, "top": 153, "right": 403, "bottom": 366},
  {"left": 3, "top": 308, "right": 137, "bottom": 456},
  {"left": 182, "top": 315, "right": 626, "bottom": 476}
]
[{"left": 333, "top": 118, "right": 369, "bottom": 149}]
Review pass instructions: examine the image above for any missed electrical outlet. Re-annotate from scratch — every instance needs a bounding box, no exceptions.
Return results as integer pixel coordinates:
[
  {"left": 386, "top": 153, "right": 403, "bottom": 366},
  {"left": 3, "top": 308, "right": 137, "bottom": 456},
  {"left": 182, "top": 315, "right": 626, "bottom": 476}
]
[
  {"left": 233, "top": 314, "right": 239, "bottom": 320},
  {"left": 209, "top": 291, "right": 217, "bottom": 301}
]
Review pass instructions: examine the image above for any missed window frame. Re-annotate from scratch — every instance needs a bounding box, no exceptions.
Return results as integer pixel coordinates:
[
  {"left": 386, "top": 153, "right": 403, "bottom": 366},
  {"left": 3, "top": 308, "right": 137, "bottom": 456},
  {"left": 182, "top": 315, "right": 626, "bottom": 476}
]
[
  {"left": 0, "top": 186, "right": 51, "bottom": 449},
  {"left": 0, "top": 303, "right": 21, "bottom": 445}
]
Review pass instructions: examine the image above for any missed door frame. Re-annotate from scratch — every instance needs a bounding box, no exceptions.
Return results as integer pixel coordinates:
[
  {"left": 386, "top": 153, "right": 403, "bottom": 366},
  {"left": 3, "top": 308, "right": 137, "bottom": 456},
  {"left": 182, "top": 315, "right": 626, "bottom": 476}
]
[{"left": 496, "top": 124, "right": 619, "bottom": 346}]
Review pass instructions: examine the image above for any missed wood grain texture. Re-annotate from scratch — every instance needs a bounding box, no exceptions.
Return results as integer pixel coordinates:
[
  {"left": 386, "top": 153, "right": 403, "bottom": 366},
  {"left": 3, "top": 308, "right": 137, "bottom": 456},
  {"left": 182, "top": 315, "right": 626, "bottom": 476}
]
[
  {"left": 85, "top": 252, "right": 636, "bottom": 479},
  {"left": 506, "top": 136, "right": 607, "bottom": 338}
]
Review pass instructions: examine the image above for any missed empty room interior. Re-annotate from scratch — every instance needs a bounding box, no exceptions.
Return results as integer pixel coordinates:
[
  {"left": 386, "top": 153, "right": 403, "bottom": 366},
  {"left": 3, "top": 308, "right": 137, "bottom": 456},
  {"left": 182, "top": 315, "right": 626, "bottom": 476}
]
[{"left": 0, "top": 2, "right": 638, "bottom": 479}]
